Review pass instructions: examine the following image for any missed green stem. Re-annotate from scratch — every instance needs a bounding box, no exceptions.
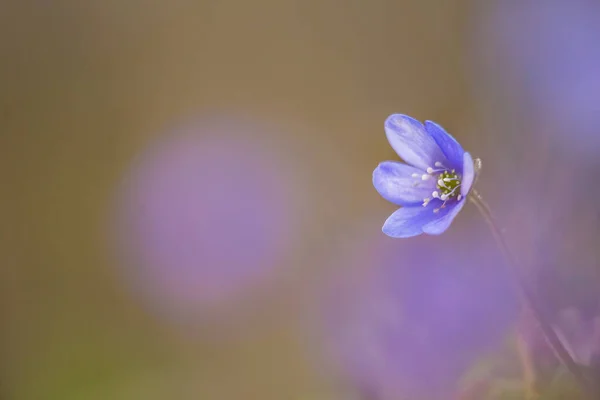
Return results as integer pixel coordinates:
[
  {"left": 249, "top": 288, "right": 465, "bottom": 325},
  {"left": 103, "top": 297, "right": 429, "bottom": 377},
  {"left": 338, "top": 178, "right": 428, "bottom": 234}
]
[{"left": 469, "top": 189, "right": 593, "bottom": 398}]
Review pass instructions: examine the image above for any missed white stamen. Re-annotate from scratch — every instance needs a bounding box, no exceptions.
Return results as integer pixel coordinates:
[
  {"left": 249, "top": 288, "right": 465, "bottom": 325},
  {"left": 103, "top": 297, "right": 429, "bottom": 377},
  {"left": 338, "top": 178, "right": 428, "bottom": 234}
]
[
  {"left": 440, "top": 184, "right": 462, "bottom": 199},
  {"left": 422, "top": 198, "right": 430, "bottom": 207},
  {"left": 432, "top": 191, "right": 439, "bottom": 198},
  {"left": 433, "top": 208, "right": 440, "bottom": 213},
  {"left": 440, "top": 193, "right": 449, "bottom": 201},
  {"left": 437, "top": 179, "right": 447, "bottom": 188},
  {"left": 457, "top": 194, "right": 462, "bottom": 201},
  {"left": 426, "top": 167, "right": 434, "bottom": 174},
  {"left": 443, "top": 177, "right": 456, "bottom": 182},
  {"left": 411, "top": 173, "right": 420, "bottom": 178},
  {"left": 421, "top": 174, "right": 430, "bottom": 180},
  {"left": 434, "top": 161, "right": 443, "bottom": 167}
]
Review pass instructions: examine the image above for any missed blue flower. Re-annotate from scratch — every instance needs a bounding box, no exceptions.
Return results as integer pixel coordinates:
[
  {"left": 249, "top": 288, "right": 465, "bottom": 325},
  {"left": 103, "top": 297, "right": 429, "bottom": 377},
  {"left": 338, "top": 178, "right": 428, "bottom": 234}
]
[{"left": 373, "top": 114, "right": 475, "bottom": 238}]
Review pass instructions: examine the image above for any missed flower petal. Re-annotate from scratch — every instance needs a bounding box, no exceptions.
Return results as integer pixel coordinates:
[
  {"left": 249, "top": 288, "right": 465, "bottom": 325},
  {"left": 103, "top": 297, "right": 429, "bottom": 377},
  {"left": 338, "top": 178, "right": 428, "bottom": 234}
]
[
  {"left": 383, "top": 198, "right": 466, "bottom": 238},
  {"left": 385, "top": 114, "right": 447, "bottom": 171},
  {"left": 461, "top": 152, "right": 475, "bottom": 198},
  {"left": 422, "top": 199, "right": 466, "bottom": 235},
  {"left": 373, "top": 161, "right": 437, "bottom": 206},
  {"left": 382, "top": 206, "right": 438, "bottom": 238},
  {"left": 425, "top": 121, "right": 465, "bottom": 171}
]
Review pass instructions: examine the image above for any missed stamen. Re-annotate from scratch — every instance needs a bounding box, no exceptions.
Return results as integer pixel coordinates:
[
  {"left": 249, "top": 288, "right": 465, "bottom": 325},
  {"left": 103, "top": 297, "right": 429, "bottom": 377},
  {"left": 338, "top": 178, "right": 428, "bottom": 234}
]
[
  {"left": 411, "top": 173, "right": 420, "bottom": 178},
  {"left": 442, "top": 184, "right": 461, "bottom": 199},
  {"left": 457, "top": 194, "right": 462, "bottom": 201},
  {"left": 421, "top": 174, "right": 431, "bottom": 180},
  {"left": 432, "top": 191, "right": 439, "bottom": 198},
  {"left": 427, "top": 166, "right": 448, "bottom": 174},
  {"left": 422, "top": 197, "right": 430, "bottom": 207},
  {"left": 434, "top": 161, "right": 444, "bottom": 167},
  {"left": 433, "top": 169, "right": 462, "bottom": 203}
]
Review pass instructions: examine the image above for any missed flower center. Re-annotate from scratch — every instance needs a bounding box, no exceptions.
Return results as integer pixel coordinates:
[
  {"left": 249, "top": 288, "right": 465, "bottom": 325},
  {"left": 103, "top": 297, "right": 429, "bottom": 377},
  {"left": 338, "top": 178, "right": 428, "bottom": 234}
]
[
  {"left": 436, "top": 170, "right": 461, "bottom": 201},
  {"left": 418, "top": 162, "right": 462, "bottom": 211}
]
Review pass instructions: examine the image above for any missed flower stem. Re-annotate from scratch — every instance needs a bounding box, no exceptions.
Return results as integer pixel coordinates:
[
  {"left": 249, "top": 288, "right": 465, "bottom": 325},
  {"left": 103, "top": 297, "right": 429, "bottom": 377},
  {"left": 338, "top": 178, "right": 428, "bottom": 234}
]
[
  {"left": 468, "top": 189, "right": 593, "bottom": 398},
  {"left": 515, "top": 322, "right": 539, "bottom": 399}
]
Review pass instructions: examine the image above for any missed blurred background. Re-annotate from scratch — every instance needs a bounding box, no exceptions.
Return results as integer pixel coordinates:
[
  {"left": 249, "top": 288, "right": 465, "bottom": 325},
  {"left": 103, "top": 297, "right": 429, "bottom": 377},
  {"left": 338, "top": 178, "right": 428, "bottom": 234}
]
[{"left": 1, "top": 1, "right": 599, "bottom": 399}]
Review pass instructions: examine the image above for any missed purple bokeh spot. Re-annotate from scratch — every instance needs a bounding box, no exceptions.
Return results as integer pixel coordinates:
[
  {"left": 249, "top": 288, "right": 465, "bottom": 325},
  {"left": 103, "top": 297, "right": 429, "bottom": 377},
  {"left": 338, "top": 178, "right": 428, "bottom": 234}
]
[
  {"left": 477, "top": 0, "right": 600, "bottom": 158},
  {"left": 116, "top": 118, "right": 297, "bottom": 320},
  {"left": 320, "top": 232, "right": 518, "bottom": 398}
]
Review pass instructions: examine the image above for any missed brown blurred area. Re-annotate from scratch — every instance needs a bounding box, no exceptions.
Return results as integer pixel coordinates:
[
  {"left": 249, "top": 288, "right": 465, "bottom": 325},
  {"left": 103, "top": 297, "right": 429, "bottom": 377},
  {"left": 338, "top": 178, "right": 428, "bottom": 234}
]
[{"left": 0, "top": 1, "right": 475, "bottom": 399}]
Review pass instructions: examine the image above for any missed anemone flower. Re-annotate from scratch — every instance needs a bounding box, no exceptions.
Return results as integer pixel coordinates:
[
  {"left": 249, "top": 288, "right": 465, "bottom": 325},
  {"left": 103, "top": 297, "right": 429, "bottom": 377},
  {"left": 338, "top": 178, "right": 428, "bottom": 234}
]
[{"left": 373, "top": 114, "right": 475, "bottom": 238}]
